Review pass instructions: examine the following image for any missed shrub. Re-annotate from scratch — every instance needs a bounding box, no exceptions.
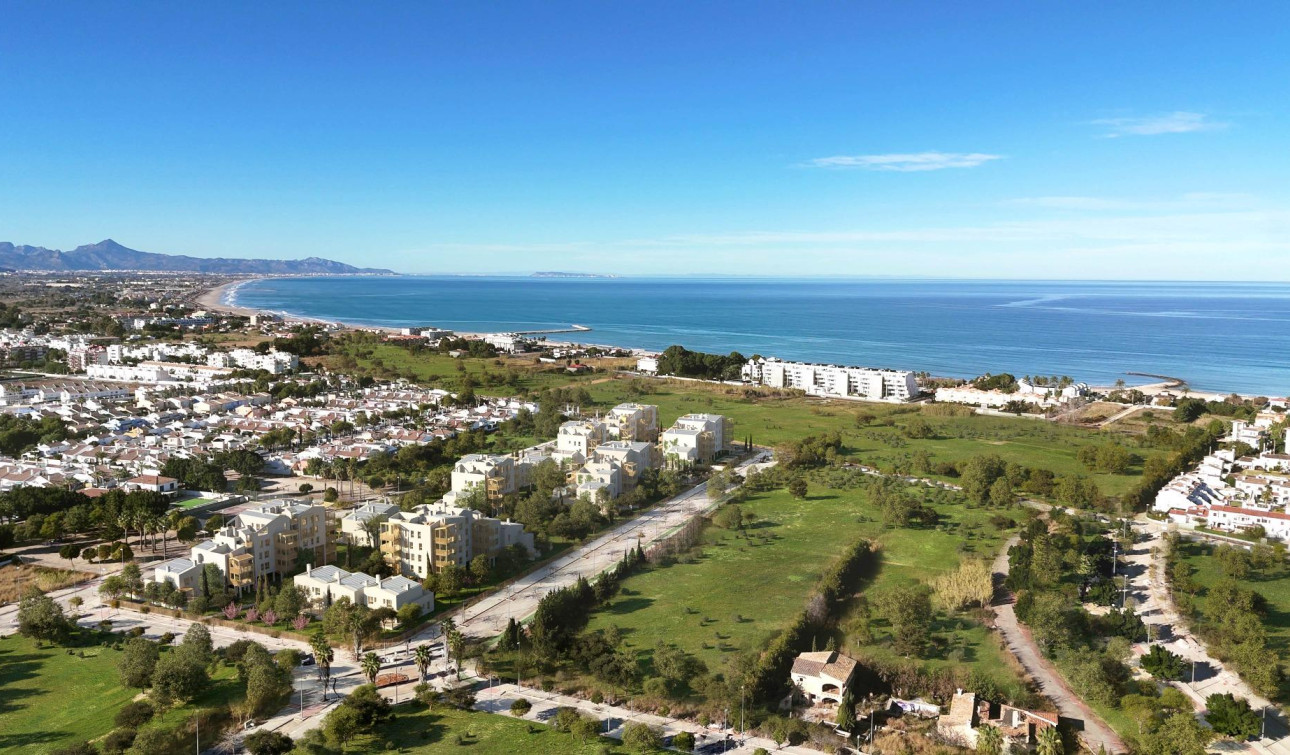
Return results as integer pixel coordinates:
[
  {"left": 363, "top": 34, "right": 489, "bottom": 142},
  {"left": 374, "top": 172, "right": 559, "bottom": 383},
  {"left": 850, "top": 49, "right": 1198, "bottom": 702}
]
[
  {"left": 510, "top": 698, "right": 533, "bottom": 716},
  {"left": 114, "top": 700, "right": 155, "bottom": 728},
  {"left": 100, "top": 726, "right": 137, "bottom": 754}
]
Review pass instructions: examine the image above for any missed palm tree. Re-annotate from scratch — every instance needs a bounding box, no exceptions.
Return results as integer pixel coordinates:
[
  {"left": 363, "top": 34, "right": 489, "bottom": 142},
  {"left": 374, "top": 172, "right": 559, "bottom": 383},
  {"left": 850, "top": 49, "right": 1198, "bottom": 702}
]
[
  {"left": 1036, "top": 726, "right": 1062, "bottom": 755},
  {"left": 414, "top": 644, "right": 434, "bottom": 684},
  {"left": 310, "top": 631, "right": 335, "bottom": 700},
  {"left": 977, "top": 724, "right": 1004, "bottom": 755},
  {"left": 441, "top": 617, "right": 456, "bottom": 666},
  {"left": 361, "top": 652, "right": 382, "bottom": 686}
]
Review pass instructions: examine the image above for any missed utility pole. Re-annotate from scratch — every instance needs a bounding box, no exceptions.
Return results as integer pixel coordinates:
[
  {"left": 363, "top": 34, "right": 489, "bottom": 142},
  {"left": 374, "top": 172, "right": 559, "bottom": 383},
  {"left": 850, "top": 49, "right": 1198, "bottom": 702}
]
[{"left": 740, "top": 684, "right": 745, "bottom": 741}]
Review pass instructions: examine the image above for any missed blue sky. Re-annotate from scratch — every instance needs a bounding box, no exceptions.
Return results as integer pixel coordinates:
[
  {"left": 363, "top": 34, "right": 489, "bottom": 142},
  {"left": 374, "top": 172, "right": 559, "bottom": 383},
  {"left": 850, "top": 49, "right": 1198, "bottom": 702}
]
[{"left": 2, "top": 2, "right": 1287, "bottom": 278}]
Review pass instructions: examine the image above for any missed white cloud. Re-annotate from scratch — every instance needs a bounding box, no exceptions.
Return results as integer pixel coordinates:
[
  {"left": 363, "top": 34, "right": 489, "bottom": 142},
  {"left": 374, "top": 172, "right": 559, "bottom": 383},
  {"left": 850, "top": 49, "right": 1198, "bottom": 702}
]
[
  {"left": 806, "top": 151, "right": 1004, "bottom": 171},
  {"left": 1008, "top": 193, "right": 1257, "bottom": 212},
  {"left": 1091, "top": 111, "right": 1228, "bottom": 137}
]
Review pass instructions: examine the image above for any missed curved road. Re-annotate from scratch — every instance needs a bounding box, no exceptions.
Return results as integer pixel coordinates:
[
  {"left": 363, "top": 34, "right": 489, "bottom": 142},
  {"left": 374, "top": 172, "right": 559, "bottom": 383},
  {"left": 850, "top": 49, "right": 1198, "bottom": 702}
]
[{"left": 992, "top": 535, "right": 1127, "bottom": 755}]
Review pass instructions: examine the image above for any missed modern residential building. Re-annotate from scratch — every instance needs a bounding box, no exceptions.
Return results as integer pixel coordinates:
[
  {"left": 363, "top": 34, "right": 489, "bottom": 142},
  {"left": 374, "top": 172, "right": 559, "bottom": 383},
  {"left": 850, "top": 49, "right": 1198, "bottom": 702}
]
[
  {"left": 152, "top": 557, "right": 201, "bottom": 593},
  {"left": 180, "top": 499, "right": 333, "bottom": 590},
  {"left": 660, "top": 413, "right": 728, "bottom": 467},
  {"left": 379, "top": 500, "right": 536, "bottom": 580},
  {"left": 636, "top": 356, "right": 659, "bottom": 374},
  {"left": 450, "top": 453, "right": 518, "bottom": 501},
  {"left": 293, "top": 564, "right": 434, "bottom": 613},
  {"left": 340, "top": 501, "right": 402, "bottom": 547},
  {"left": 606, "top": 403, "right": 660, "bottom": 443},
  {"left": 742, "top": 357, "right": 919, "bottom": 402},
  {"left": 554, "top": 419, "right": 608, "bottom": 464}
]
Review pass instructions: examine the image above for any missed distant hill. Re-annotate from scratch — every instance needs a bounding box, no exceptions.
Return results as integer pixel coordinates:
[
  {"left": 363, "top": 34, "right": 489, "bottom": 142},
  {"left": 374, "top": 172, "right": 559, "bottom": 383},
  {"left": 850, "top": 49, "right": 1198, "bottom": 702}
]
[
  {"left": 0, "top": 239, "right": 392, "bottom": 274},
  {"left": 531, "top": 271, "right": 618, "bottom": 279}
]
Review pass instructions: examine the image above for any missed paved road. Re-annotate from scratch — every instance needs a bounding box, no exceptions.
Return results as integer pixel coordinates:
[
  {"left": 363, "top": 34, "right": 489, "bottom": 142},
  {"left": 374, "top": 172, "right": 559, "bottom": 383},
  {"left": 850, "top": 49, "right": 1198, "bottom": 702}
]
[
  {"left": 474, "top": 682, "right": 823, "bottom": 754},
  {"left": 429, "top": 451, "right": 777, "bottom": 642},
  {"left": 1129, "top": 520, "right": 1290, "bottom": 755},
  {"left": 991, "top": 535, "right": 1127, "bottom": 755}
]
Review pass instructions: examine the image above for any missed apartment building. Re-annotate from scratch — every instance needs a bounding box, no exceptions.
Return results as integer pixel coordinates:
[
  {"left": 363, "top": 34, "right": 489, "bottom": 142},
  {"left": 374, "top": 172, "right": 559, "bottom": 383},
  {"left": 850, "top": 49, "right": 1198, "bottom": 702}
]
[
  {"left": 742, "top": 357, "right": 918, "bottom": 402},
  {"left": 606, "top": 403, "right": 660, "bottom": 443},
  {"left": 592, "top": 440, "right": 656, "bottom": 490},
  {"left": 179, "top": 499, "right": 333, "bottom": 590},
  {"left": 340, "top": 501, "right": 402, "bottom": 547},
  {"left": 450, "top": 453, "right": 518, "bottom": 501},
  {"left": 379, "top": 501, "right": 536, "bottom": 580},
  {"left": 293, "top": 564, "right": 434, "bottom": 613},
  {"left": 554, "top": 419, "right": 608, "bottom": 464},
  {"left": 661, "top": 413, "right": 728, "bottom": 467}
]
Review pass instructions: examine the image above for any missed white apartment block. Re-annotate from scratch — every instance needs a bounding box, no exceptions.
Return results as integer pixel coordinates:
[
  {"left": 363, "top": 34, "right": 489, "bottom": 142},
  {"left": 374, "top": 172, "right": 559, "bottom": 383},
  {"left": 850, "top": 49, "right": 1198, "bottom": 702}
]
[
  {"left": 636, "top": 356, "right": 659, "bottom": 374},
  {"left": 555, "top": 419, "right": 608, "bottom": 464},
  {"left": 340, "top": 501, "right": 402, "bottom": 547},
  {"left": 207, "top": 348, "right": 299, "bottom": 374},
  {"left": 606, "top": 403, "right": 660, "bottom": 443},
  {"left": 293, "top": 564, "right": 434, "bottom": 613},
  {"left": 743, "top": 357, "right": 918, "bottom": 402},
  {"left": 661, "top": 413, "right": 728, "bottom": 467},
  {"left": 450, "top": 453, "right": 518, "bottom": 501},
  {"left": 175, "top": 499, "right": 333, "bottom": 590},
  {"left": 379, "top": 501, "right": 536, "bottom": 580},
  {"left": 88, "top": 361, "right": 233, "bottom": 385}
]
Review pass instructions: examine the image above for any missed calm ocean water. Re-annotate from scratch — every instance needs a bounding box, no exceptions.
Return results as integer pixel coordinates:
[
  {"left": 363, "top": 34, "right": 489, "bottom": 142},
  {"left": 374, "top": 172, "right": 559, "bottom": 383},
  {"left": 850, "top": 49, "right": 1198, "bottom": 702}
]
[{"left": 231, "top": 277, "right": 1290, "bottom": 395}]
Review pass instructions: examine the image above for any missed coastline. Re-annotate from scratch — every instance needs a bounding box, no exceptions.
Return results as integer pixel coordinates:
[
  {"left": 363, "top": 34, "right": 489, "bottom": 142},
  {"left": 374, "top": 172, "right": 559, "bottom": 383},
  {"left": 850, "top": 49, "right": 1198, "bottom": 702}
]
[{"left": 190, "top": 278, "right": 1278, "bottom": 401}]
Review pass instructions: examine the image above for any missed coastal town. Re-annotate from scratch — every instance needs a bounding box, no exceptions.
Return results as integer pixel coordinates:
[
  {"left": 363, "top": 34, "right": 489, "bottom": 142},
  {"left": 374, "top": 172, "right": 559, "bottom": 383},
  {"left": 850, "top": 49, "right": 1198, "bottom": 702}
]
[{"left": 0, "top": 266, "right": 1286, "bottom": 755}]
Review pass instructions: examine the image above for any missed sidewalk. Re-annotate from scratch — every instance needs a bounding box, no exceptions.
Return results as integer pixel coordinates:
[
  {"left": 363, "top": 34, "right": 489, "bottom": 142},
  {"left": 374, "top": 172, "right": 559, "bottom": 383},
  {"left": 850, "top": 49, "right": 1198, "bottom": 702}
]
[{"left": 473, "top": 682, "right": 824, "bottom": 754}]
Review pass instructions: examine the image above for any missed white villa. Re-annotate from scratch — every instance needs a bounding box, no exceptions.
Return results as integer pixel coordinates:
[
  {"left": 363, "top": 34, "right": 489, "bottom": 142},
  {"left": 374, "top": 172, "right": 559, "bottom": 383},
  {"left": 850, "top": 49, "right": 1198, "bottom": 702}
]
[{"left": 293, "top": 564, "right": 434, "bottom": 613}]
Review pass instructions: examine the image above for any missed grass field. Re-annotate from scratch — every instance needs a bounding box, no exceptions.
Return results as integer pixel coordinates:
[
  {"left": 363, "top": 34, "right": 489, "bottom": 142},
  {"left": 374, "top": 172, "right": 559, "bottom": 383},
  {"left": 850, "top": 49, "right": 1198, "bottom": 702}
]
[
  {"left": 586, "top": 377, "right": 1166, "bottom": 497},
  {"left": 312, "top": 703, "right": 649, "bottom": 754},
  {"left": 581, "top": 484, "right": 1023, "bottom": 696},
  {"left": 319, "top": 341, "right": 624, "bottom": 395},
  {"left": 1178, "top": 540, "right": 1290, "bottom": 662},
  {"left": 0, "top": 632, "right": 242, "bottom": 754}
]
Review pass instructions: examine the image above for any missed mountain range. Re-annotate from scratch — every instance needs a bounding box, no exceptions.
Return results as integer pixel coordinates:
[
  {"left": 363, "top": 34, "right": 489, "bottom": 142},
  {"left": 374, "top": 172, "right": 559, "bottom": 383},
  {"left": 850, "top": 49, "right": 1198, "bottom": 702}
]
[{"left": 0, "top": 239, "right": 391, "bottom": 274}]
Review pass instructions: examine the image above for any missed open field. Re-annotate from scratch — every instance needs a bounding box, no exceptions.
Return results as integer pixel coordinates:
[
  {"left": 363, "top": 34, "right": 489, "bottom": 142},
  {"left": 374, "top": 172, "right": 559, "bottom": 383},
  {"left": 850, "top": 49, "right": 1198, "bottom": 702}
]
[
  {"left": 318, "top": 341, "right": 626, "bottom": 394},
  {"left": 309, "top": 703, "right": 647, "bottom": 754},
  {"left": 582, "top": 484, "right": 1023, "bottom": 695},
  {"left": 586, "top": 378, "right": 1168, "bottom": 497},
  {"left": 0, "top": 564, "right": 91, "bottom": 604},
  {"left": 0, "top": 631, "right": 242, "bottom": 755},
  {"left": 1178, "top": 540, "right": 1290, "bottom": 663}
]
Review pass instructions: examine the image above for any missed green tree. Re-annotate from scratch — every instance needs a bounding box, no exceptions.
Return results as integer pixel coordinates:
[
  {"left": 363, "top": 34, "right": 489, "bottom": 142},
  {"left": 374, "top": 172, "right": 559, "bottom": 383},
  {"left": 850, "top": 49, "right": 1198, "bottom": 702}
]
[
  {"left": 672, "top": 730, "right": 696, "bottom": 751},
  {"left": 1141, "top": 644, "right": 1186, "bottom": 681},
  {"left": 1205, "top": 693, "right": 1260, "bottom": 740},
  {"left": 622, "top": 722, "right": 663, "bottom": 753},
  {"left": 1036, "top": 725, "right": 1063, "bottom": 755},
  {"left": 150, "top": 649, "right": 208, "bottom": 704},
  {"left": 787, "top": 477, "right": 808, "bottom": 499},
  {"left": 244, "top": 730, "right": 295, "bottom": 755},
  {"left": 414, "top": 644, "right": 434, "bottom": 683},
  {"left": 361, "top": 652, "right": 382, "bottom": 685},
  {"left": 976, "top": 724, "right": 1003, "bottom": 755},
  {"left": 118, "top": 637, "right": 160, "bottom": 688},
  {"left": 324, "top": 704, "right": 361, "bottom": 751},
  {"left": 874, "top": 584, "right": 933, "bottom": 656},
  {"left": 15, "top": 587, "right": 72, "bottom": 642},
  {"left": 836, "top": 688, "right": 857, "bottom": 730},
  {"left": 1138, "top": 712, "right": 1211, "bottom": 755}
]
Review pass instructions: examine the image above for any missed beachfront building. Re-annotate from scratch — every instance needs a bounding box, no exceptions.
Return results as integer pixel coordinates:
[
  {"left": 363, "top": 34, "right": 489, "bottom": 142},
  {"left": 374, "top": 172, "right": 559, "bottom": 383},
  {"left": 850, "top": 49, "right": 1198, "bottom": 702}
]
[
  {"left": 661, "top": 413, "right": 728, "bottom": 467},
  {"left": 340, "top": 501, "right": 402, "bottom": 547},
  {"left": 742, "top": 357, "right": 919, "bottom": 402},
  {"left": 293, "top": 564, "right": 434, "bottom": 613},
  {"left": 175, "top": 498, "right": 333, "bottom": 590},
  {"left": 379, "top": 500, "right": 536, "bottom": 579},
  {"left": 1154, "top": 446, "right": 1290, "bottom": 540},
  {"left": 207, "top": 348, "right": 299, "bottom": 374},
  {"left": 636, "top": 356, "right": 659, "bottom": 374},
  {"left": 936, "top": 379, "right": 1088, "bottom": 410}
]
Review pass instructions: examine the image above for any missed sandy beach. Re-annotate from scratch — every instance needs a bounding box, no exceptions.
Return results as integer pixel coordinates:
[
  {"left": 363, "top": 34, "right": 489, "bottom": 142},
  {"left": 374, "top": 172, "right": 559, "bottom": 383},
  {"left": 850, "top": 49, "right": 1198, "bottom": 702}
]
[{"left": 195, "top": 278, "right": 259, "bottom": 317}]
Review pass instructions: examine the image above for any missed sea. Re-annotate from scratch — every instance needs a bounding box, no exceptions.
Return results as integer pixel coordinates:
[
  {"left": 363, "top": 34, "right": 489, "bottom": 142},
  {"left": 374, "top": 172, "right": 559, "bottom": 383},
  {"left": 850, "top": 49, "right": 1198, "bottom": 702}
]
[{"left": 229, "top": 276, "right": 1290, "bottom": 396}]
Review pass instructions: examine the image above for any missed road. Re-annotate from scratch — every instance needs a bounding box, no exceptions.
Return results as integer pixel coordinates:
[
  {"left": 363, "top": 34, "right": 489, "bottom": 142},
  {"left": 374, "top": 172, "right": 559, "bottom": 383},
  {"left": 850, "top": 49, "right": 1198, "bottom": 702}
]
[
  {"left": 1128, "top": 519, "right": 1290, "bottom": 755},
  {"left": 426, "top": 451, "right": 777, "bottom": 642},
  {"left": 473, "top": 681, "right": 822, "bottom": 754},
  {"left": 991, "top": 534, "right": 1128, "bottom": 755}
]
